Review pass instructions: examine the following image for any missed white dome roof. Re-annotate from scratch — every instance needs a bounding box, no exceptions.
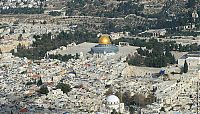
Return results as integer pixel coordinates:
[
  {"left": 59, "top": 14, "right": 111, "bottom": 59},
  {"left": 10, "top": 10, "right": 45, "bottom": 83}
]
[{"left": 106, "top": 95, "right": 120, "bottom": 103}]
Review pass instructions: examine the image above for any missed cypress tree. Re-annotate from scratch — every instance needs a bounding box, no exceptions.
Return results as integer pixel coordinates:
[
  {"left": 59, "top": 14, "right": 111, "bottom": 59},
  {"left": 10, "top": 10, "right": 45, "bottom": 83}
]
[
  {"left": 0, "top": 48, "right": 2, "bottom": 54},
  {"left": 183, "top": 60, "right": 188, "bottom": 73}
]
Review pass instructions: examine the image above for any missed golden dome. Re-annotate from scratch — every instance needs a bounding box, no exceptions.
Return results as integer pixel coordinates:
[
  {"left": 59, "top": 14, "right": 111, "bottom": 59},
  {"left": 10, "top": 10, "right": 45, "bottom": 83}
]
[{"left": 98, "top": 36, "right": 111, "bottom": 45}]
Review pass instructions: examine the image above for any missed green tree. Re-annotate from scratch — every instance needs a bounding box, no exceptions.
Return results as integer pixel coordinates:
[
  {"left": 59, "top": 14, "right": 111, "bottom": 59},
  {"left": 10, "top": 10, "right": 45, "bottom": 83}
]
[
  {"left": 131, "top": 93, "right": 146, "bottom": 107},
  {"left": 183, "top": 60, "right": 188, "bottom": 73},
  {"left": 170, "top": 55, "right": 176, "bottom": 64},
  {"left": 0, "top": 7, "right": 44, "bottom": 14},
  {"left": 0, "top": 48, "right": 2, "bottom": 54},
  {"left": 145, "top": 94, "right": 156, "bottom": 104},
  {"left": 56, "top": 83, "right": 72, "bottom": 94},
  {"left": 51, "top": 77, "right": 53, "bottom": 81},
  {"left": 186, "top": 0, "right": 196, "bottom": 8},
  {"left": 18, "top": 34, "right": 23, "bottom": 41},
  {"left": 38, "top": 85, "right": 49, "bottom": 95},
  {"left": 122, "top": 92, "right": 131, "bottom": 106},
  {"left": 12, "top": 30, "right": 97, "bottom": 60},
  {"left": 37, "top": 77, "right": 43, "bottom": 86},
  {"left": 110, "top": 109, "right": 122, "bottom": 114},
  {"left": 127, "top": 54, "right": 144, "bottom": 66},
  {"left": 32, "top": 20, "right": 35, "bottom": 25},
  {"left": 49, "top": 11, "right": 61, "bottom": 16},
  {"left": 75, "top": 53, "right": 79, "bottom": 59},
  {"left": 105, "top": 87, "right": 114, "bottom": 96},
  {"left": 137, "top": 47, "right": 144, "bottom": 55},
  {"left": 22, "top": 29, "right": 25, "bottom": 33},
  {"left": 160, "top": 107, "right": 165, "bottom": 112}
]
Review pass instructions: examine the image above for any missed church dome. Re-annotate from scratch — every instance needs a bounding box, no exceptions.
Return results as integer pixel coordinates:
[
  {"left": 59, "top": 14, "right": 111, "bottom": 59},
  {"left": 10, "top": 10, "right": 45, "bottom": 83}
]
[
  {"left": 106, "top": 95, "right": 120, "bottom": 105},
  {"left": 98, "top": 36, "right": 111, "bottom": 45}
]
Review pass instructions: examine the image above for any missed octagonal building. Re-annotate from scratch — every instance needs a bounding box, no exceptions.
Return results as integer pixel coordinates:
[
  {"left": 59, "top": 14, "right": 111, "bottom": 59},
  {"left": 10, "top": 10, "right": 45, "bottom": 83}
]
[{"left": 91, "top": 35, "right": 119, "bottom": 54}]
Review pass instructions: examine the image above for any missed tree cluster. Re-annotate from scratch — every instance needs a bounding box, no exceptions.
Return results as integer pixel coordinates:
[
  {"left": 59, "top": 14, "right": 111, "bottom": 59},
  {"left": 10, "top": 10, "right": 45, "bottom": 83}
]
[
  {"left": 95, "top": 1, "right": 143, "bottom": 18},
  {"left": 11, "top": 30, "right": 97, "bottom": 60},
  {"left": 65, "top": 0, "right": 143, "bottom": 18},
  {"left": 186, "top": 0, "right": 197, "bottom": 8},
  {"left": 49, "top": 11, "right": 62, "bottom": 16},
  {"left": 114, "top": 38, "right": 179, "bottom": 67},
  {"left": 38, "top": 85, "right": 49, "bottom": 95},
  {"left": 48, "top": 54, "right": 79, "bottom": 61},
  {"left": 150, "top": 9, "right": 200, "bottom": 30},
  {"left": 135, "top": 47, "right": 176, "bottom": 68},
  {"left": 113, "top": 38, "right": 146, "bottom": 47},
  {"left": 121, "top": 38, "right": 180, "bottom": 67},
  {"left": 115, "top": 91, "right": 156, "bottom": 108},
  {"left": 0, "top": 7, "right": 44, "bottom": 14},
  {"left": 114, "top": 37, "right": 200, "bottom": 52},
  {"left": 127, "top": 54, "right": 145, "bottom": 66},
  {"left": 56, "top": 83, "right": 72, "bottom": 94}
]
